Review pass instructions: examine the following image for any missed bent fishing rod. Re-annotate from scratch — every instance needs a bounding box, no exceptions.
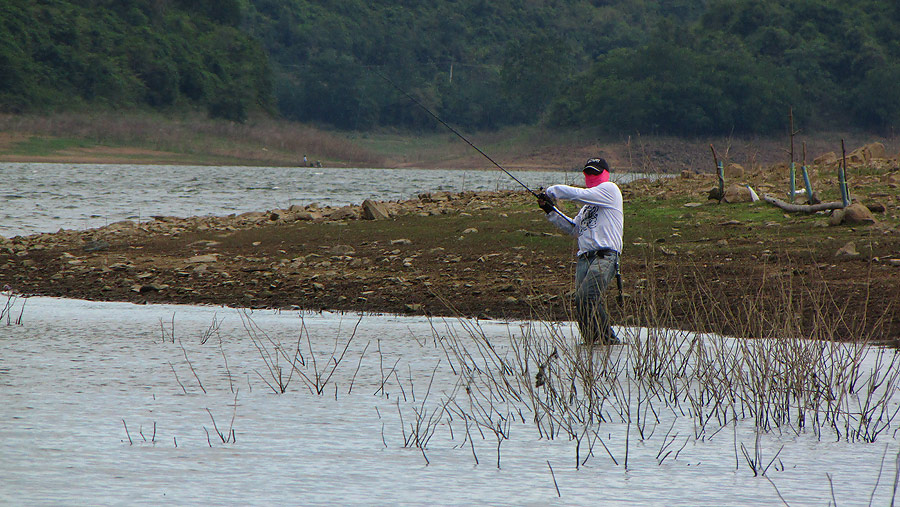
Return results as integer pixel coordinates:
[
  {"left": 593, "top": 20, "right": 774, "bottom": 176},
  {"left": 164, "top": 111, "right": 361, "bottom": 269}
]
[
  {"left": 374, "top": 68, "right": 621, "bottom": 302},
  {"left": 372, "top": 68, "right": 544, "bottom": 199}
]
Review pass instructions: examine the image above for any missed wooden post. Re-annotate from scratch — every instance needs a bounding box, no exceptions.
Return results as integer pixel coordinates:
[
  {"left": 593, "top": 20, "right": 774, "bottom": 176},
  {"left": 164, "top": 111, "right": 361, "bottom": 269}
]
[
  {"left": 839, "top": 139, "right": 849, "bottom": 207},
  {"left": 801, "top": 142, "right": 815, "bottom": 204},
  {"left": 710, "top": 144, "right": 724, "bottom": 201},
  {"left": 789, "top": 108, "right": 798, "bottom": 203}
]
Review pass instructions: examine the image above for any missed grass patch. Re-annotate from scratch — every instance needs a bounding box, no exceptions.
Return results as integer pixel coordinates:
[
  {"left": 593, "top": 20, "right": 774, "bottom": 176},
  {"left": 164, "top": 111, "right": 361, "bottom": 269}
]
[{"left": 11, "top": 136, "right": 91, "bottom": 156}]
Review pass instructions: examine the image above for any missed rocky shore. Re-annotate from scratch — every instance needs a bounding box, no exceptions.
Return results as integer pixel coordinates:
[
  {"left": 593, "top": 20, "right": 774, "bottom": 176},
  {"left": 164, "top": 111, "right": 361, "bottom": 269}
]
[{"left": 3, "top": 150, "right": 900, "bottom": 341}]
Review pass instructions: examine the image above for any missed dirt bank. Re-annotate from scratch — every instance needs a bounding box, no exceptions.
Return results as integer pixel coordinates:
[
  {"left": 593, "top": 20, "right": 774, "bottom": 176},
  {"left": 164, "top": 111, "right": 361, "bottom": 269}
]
[{"left": 3, "top": 155, "right": 899, "bottom": 341}]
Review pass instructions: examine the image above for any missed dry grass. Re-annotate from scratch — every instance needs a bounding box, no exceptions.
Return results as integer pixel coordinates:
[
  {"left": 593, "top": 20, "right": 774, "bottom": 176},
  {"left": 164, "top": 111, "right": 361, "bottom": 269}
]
[
  {"left": 0, "top": 112, "right": 386, "bottom": 166},
  {"left": 4, "top": 111, "right": 896, "bottom": 172},
  {"left": 426, "top": 264, "right": 900, "bottom": 475}
]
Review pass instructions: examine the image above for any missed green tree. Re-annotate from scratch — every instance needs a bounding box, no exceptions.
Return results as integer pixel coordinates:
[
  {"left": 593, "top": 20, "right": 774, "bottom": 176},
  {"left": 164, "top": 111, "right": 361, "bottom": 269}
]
[{"left": 501, "top": 34, "right": 573, "bottom": 123}]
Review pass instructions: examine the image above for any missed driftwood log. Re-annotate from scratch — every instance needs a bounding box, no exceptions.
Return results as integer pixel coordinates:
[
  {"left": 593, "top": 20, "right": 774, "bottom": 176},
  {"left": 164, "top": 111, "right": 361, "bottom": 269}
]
[{"left": 762, "top": 194, "right": 844, "bottom": 213}]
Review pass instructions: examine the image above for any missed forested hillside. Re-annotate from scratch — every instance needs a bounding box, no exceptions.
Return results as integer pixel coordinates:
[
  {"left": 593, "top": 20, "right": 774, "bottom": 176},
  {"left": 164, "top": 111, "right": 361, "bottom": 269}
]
[
  {"left": 2, "top": 0, "right": 899, "bottom": 135},
  {"left": 243, "top": 0, "right": 707, "bottom": 130},
  {"left": 0, "top": 0, "right": 272, "bottom": 121},
  {"left": 246, "top": 0, "right": 900, "bottom": 134},
  {"left": 553, "top": 0, "right": 900, "bottom": 135}
]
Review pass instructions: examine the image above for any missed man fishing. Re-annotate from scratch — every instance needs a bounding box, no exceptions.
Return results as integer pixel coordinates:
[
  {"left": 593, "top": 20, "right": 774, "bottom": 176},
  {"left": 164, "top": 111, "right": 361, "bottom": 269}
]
[{"left": 537, "top": 157, "right": 624, "bottom": 346}]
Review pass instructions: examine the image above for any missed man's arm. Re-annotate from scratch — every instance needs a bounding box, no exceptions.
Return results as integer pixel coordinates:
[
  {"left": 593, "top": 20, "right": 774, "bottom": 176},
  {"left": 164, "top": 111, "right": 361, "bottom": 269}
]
[
  {"left": 547, "top": 209, "right": 577, "bottom": 236},
  {"left": 545, "top": 184, "right": 618, "bottom": 209},
  {"left": 537, "top": 192, "right": 576, "bottom": 235}
]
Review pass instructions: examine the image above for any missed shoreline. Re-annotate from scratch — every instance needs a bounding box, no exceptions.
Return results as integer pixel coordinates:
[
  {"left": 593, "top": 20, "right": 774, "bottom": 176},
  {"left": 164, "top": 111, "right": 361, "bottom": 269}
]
[
  {"left": 3, "top": 165, "right": 899, "bottom": 341},
  {"left": 4, "top": 114, "right": 899, "bottom": 172}
]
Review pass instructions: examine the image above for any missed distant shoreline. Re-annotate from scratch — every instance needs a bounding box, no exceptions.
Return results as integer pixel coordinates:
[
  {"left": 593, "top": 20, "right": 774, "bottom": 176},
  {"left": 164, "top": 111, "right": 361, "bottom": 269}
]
[{"left": 3, "top": 113, "right": 898, "bottom": 173}]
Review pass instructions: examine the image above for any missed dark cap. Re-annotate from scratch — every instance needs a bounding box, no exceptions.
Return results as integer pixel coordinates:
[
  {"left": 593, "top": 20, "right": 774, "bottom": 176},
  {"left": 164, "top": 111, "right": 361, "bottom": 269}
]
[{"left": 583, "top": 158, "right": 610, "bottom": 174}]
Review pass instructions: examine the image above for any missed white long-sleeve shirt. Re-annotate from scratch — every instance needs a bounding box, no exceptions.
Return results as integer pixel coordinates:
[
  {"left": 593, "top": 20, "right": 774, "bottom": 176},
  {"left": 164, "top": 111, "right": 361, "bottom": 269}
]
[{"left": 545, "top": 182, "right": 624, "bottom": 256}]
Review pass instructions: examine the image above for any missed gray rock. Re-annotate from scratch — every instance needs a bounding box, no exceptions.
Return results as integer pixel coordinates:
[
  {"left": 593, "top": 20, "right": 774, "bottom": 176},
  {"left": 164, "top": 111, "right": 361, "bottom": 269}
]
[
  {"left": 328, "top": 206, "right": 358, "bottom": 220},
  {"left": 331, "top": 244, "right": 355, "bottom": 256},
  {"left": 361, "top": 199, "right": 391, "bottom": 220},
  {"left": 835, "top": 242, "right": 860, "bottom": 259},
  {"left": 105, "top": 220, "right": 137, "bottom": 232},
  {"left": 844, "top": 203, "right": 876, "bottom": 224},
  {"left": 186, "top": 254, "right": 219, "bottom": 263},
  {"left": 83, "top": 240, "right": 110, "bottom": 252},
  {"left": 828, "top": 209, "right": 845, "bottom": 226},
  {"left": 292, "top": 211, "right": 319, "bottom": 221},
  {"left": 723, "top": 184, "right": 753, "bottom": 203},
  {"left": 724, "top": 163, "right": 744, "bottom": 178},
  {"left": 832, "top": 203, "right": 877, "bottom": 226}
]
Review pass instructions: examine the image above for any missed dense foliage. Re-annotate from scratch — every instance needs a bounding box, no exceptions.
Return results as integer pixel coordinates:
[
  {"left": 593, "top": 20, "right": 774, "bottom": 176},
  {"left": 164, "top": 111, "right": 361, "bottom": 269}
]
[
  {"left": 552, "top": 0, "right": 900, "bottom": 134},
  {"left": 0, "top": 0, "right": 272, "bottom": 121},
  {"left": 243, "top": 0, "right": 706, "bottom": 130},
  {"left": 2, "top": 0, "right": 898, "bottom": 134}
]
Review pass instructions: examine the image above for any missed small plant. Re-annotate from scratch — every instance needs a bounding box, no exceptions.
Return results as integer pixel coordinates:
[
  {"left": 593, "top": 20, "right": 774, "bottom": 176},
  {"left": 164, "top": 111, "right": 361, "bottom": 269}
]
[
  {"left": 417, "top": 257, "right": 900, "bottom": 474},
  {"left": 1, "top": 286, "right": 26, "bottom": 326},
  {"left": 204, "top": 390, "right": 240, "bottom": 446},
  {"left": 239, "top": 310, "right": 361, "bottom": 395}
]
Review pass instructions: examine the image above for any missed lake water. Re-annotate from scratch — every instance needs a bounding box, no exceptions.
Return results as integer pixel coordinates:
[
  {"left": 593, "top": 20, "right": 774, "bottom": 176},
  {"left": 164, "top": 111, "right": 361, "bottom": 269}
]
[
  {"left": 0, "top": 162, "right": 647, "bottom": 237},
  {"left": 2, "top": 296, "right": 899, "bottom": 506}
]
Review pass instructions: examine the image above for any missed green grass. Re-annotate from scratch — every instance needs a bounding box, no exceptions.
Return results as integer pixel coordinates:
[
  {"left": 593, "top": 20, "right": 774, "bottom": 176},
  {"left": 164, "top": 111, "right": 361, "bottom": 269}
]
[{"left": 11, "top": 136, "right": 91, "bottom": 156}]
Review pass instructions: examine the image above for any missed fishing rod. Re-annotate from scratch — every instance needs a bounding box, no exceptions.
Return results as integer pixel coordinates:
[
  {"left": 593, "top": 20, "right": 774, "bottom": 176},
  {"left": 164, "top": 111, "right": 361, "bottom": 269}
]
[
  {"left": 372, "top": 68, "right": 541, "bottom": 197},
  {"left": 374, "top": 68, "right": 622, "bottom": 305}
]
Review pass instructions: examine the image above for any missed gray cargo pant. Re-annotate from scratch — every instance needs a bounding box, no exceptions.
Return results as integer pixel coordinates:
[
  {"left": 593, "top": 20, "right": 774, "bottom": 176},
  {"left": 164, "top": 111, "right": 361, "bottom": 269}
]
[{"left": 574, "top": 249, "right": 619, "bottom": 345}]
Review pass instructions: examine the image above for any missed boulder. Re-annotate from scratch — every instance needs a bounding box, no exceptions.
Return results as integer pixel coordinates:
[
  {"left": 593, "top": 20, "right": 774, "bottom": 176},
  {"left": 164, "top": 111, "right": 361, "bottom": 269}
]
[
  {"left": 291, "top": 211, "right": 320, "bottom": 221},
  {"left": 843, "top": 203, "right": 877, "bottom": 225},
  {"left": 847, "top": 142, "right": 887, "bottom": 166},
  {"left": 361, "top": 199, "right": 391, "bottom": 220},
  {"left": 882, "top": 173, "right": 900, "bottom": 185},
  {"left": 187, "top": 254, "right": 219, "bottom": 263},
  {"left": 105, "top": 220, "right": 137, "bottom": 232},
  {"left": 723, "top": 184, "right": 754, "bottom": 203},
  {"left": 830, "top": 203, "right": 876, "bottom": 226},
  {"left": 331, "top": 244, "right": 355, "bottom": 256},
  {"left": 835, "top": 242, "right": 860, "bottom": 259},
  {"left": 828, "top": 209, "right": 844, "bottom": 226},
  {"left": 724, "top": 163, "right": 744, "bottom": 178},
  {"left": 867, "top": 202, "right": 887, "bottom": 213},
  {"left": 237, "top": 211, "right": 267, "bottom": 222},
  {"left": 82, "top": 240, "right": 110, "bottom": 252},
  {"left": 814, "top": 152, "right": 838, "bottom": 166},
  {"left": 328, "top": 206, "right": 358, "bottom": 220}
]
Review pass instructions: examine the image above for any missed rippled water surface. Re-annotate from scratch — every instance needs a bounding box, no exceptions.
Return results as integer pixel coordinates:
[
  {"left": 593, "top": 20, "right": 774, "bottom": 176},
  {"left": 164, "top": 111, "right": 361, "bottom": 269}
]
[
  {"left": 1, "top": 297, "right": 898, "bottom": 506},
  {"left": 1, "top": 163, "right": 615, "bottom": 237}
]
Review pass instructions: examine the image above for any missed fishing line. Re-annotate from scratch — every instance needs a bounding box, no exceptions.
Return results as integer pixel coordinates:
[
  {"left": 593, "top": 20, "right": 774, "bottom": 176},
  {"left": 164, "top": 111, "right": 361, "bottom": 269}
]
[
  {"left": 371, "top": 67, "right": 540, "bottom": 197},
  {"left": 372, "top": 68, "right": 621, "bottom": 305}
]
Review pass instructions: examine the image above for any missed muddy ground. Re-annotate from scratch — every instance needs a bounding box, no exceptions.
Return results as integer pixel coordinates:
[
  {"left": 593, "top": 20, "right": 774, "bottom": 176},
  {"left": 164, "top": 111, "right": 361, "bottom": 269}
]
[{"left": 3, "top": 156, "right": 900, "bottom": 342}]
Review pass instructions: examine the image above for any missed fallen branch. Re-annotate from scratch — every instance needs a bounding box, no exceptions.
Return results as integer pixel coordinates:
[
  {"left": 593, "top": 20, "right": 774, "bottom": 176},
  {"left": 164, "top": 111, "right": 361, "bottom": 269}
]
[{"left": 761, "top": 194, "right": 843, "bottom": 213}]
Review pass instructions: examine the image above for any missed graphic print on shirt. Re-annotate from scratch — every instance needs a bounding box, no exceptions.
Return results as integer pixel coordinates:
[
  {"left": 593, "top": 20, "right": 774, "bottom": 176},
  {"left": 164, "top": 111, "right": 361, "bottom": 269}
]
[{"left": 577, "top": 205, "right": 599, "bottom": 235}]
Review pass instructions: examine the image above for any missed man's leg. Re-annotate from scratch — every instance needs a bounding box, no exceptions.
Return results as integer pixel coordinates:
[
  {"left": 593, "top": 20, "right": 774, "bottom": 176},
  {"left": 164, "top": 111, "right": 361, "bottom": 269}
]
[{"left": 574, "top": 254, "right": 619, "bottom": 345}]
